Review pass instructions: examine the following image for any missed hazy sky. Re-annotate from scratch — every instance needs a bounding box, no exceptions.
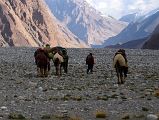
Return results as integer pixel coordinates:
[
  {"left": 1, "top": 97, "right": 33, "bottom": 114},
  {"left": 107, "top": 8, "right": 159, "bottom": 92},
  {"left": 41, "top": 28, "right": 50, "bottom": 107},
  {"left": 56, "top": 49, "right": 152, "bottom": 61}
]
[{"left": 86, "top": 0, "right": 159, "bottom": 19}]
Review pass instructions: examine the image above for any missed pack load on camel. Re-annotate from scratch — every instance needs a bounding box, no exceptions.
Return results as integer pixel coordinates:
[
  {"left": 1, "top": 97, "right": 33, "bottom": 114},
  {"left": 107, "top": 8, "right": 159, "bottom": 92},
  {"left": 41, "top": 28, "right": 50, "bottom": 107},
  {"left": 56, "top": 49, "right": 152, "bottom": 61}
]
[
  {"left": 57, "top": 47, "right": 69, "bottom": 73},
  {"left": 113, "top": 49, "right": 128, "bottom": 84},
  {"left": 50, "top": 46, "right": 68, "bottom": 76},
  {"left": 34, "top": 46, "right": 69, "bottom": 77}
]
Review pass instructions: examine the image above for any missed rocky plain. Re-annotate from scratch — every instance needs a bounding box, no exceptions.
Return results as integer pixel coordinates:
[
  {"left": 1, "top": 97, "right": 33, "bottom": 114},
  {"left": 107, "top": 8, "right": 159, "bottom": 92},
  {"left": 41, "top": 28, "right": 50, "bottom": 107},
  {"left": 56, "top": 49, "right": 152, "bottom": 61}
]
[{"left": 0, "top": 47, "right": 159, "bottom": 120}]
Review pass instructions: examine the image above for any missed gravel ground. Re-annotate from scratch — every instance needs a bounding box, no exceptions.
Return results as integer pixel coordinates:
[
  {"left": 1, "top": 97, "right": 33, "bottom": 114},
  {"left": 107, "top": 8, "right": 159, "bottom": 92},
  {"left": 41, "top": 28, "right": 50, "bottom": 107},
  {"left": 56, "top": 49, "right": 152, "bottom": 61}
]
[{"left": 0, "top": 47, "right": 159, "bottom": 120}]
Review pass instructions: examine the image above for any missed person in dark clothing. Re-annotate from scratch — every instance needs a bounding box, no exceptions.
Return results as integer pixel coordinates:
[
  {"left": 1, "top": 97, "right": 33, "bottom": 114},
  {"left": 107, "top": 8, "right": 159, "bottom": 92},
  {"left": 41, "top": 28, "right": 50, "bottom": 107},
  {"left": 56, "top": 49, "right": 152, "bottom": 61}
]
[
  {"left": 43, "top": 44, "right": 53, "bottom": 74},
  {"left": 54, "top": 57, "right": 61, "bottom": 76},
  {"left": 61, "top": 49, "right": 69, "bottom": 73},
  {"left": 86, "top": 53, "right": 95, "bottom": 74}
]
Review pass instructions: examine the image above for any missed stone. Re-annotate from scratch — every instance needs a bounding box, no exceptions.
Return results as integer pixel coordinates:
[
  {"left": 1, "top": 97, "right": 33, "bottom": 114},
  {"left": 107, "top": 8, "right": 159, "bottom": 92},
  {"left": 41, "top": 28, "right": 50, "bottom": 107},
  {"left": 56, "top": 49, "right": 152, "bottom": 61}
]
[
  {"left": 0, "top": 106, "right": 7, "bottom": 110},
  {"left": 146, "top": 114, "right": 158, "bottom": 120},
  {"left": 154, "top": 90, "right": 159, "bottom": 97},
  {"left": 121, "top": 114, "right": 130, "bottom": 119},
  {"left": 8, "top": 113, "right": 26, "bottom": 119},
  {"left": 142, "top": 107, "right": 149, "bottom": 111}
]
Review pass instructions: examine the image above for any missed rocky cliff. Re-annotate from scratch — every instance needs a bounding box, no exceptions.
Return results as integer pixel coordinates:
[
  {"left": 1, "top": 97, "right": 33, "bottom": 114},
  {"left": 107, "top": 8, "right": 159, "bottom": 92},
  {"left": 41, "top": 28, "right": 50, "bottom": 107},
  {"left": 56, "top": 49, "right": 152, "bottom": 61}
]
[
  {"left": 0, "top": 0, "right": 87, "bottom": 47},
  {"left": 45, "top": 0, "right": 126, "bottom": 46},
  {"left": 103, "top": 10, "right": 159, "bottom": 47},
  {"left": 142, "top": 24, "right": 159, "bottom": 49}
]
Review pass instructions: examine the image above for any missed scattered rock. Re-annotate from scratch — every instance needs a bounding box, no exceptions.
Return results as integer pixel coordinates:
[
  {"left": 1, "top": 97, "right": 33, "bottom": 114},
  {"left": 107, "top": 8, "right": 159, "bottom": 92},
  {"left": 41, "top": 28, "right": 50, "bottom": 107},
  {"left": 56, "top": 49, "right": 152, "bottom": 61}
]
[
  {"left": 146, "top": 114, "right": 158, "bottom": 120},
  {"left": 72, "top": 96, "right": 82, "bottom": 101},
  {"left": 97, "top": 96, "right": 108, "bottom": 101},
  {"left": 41, "top": 114, "right": 51, "bottom": 119},
  {"left": 0, "top": 106, "right": 7, "bottom": 110},
  {"left": 154, "top": 90, "right": 159, "bottom": 97},
  {"left": 133, "top": 114, "right": 145, "bottom": 119},
  {"left": 8, "top": 113, "right": 26, "bottom": 119},
  {"left": 142, "top": 107, "right": 149, "bottom": 112},
  {"left": 121, "top": 114, "right": 130, "bottom": 119},
  {"left": 1, "top": 48, "right": 159, "bottom": 120}
]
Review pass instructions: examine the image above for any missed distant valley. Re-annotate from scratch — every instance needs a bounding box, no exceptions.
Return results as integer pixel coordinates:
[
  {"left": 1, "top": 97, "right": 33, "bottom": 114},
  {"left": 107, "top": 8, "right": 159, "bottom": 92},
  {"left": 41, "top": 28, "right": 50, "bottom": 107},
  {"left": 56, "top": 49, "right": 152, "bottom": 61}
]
[{"left": 104, "top": 10, "right": 159, "bottom": 49}]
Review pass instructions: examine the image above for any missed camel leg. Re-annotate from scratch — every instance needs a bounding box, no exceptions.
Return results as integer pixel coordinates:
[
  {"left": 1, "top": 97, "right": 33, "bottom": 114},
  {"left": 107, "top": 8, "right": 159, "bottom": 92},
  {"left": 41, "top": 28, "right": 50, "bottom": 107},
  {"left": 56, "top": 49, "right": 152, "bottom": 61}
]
[
  {"left": 55, "top": 66, "right": 58, "bottom": 76},
  {"left": 60, "top": 64, "right": 62, "bottom": 76},
  {"left": 55, "top": 65, "right": 59, "bottom": 76},
  {"left": 47, "top": 62, "right": 50, "bottom": 75},
  {"left": 121, "top": 67, "right": 125, "bottom": 84},
  {"left": 37, "top": 67, "right": 41, "bottom": 77},
  {"left": 57, "top": 65, "right": 60, "bottom": 77},
  {"left": 40, "top": 68, "right": 44, "bottom": 77},
  {"left": 116, "top": 67, "right": 120, "bottom": 84},
  {"left": 120, "top": 75, "right": 124, "bottom": 84},
  {"left": 44, "top": 68, "right": 48, "bottom": 77}
]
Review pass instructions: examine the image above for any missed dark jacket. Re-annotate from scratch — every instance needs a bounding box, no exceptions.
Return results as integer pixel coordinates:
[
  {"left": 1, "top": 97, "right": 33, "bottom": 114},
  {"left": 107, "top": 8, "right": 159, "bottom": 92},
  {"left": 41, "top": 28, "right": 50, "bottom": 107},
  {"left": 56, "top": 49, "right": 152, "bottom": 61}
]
[{"left": 86, "top": 54, "right": 94, "bottom": 65}]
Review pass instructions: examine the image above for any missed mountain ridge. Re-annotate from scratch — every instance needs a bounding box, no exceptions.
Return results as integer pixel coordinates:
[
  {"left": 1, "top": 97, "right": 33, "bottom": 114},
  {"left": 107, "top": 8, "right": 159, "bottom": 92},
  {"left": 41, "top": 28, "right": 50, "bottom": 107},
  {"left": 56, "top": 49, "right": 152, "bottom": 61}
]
[
  {"left": 45, "top": 0, "right": 127, "bottom": 46},
  {"left": 0, "top": 0, "right": 88, "bottom": 48},
  {"left": 102, "top": 10, "right": 159, "bottom": 47},
  {"left": 142, "top": 24, "right": 159, "bottom": 49}
]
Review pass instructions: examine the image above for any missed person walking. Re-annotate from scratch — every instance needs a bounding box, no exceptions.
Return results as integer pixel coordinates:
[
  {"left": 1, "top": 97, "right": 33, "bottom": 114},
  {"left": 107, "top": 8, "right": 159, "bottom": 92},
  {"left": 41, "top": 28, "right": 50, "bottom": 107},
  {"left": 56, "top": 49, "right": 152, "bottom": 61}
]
[
  {"left": 86, "top": 53, "right": 94, "bottom": 74},
  {"left": 61, "top": 49, "right": 69, "bottom": 73}
]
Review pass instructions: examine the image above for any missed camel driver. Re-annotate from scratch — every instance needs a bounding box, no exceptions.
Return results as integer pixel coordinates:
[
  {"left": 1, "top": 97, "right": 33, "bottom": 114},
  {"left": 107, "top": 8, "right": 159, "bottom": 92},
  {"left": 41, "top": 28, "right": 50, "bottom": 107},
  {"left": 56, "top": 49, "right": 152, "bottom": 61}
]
[{"left": 43, "top": 44, "right": 54, "bottom": 74}]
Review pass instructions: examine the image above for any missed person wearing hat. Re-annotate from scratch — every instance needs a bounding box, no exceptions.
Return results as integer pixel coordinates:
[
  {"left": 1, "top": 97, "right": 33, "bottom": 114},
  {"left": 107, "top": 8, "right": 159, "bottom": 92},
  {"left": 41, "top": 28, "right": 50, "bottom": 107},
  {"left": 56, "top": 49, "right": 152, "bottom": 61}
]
[
  {"left": 86, "top": 53, "right": 95, "bottom": 74},
  {"left": 44, "top": 44, "right": 54, "bottom": 74},
  {"left": 61, "top": 49, "right": 69, "bottom": 73}
]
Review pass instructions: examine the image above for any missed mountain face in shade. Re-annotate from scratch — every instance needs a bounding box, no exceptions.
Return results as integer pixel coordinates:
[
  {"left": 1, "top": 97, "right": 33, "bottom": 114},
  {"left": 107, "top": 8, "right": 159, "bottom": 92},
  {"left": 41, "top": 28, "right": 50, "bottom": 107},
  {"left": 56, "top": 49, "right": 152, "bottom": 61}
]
[
  {"left": 106, "top": 37, "right": 147, "bottom": 49},
  {"left": 105, "top": 24, "right": 159, "bottom": 50},
  {"left": 103, "top": 10, "right": 159, "bottom": 47},
  {"left": 142, "top": 24, "right": 159, "bottom": 49},
  {"left": 0, "top": 0, "right": 87, "bottom": 48},
  {"left": 119, "top": 13, "right": 137, "bottom": 23},
  {"left": 45, "top": 0, "right": 126, "bottom": 46}
]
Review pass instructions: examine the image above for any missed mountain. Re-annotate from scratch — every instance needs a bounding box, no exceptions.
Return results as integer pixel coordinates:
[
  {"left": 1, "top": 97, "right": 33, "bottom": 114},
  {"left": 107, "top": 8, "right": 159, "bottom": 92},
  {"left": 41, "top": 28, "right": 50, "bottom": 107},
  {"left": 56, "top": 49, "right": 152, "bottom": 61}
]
[
  {"left": 119, "top": 13, "right": 137, "bottom": 23},
  {"left": 106, "top": 37, "right": 147, "bottom": 49},
  {"left": 142, "top": 24, "right": 159, "bottom": 49},
  {"left": 120, "top": 8, "right": 159, "bottom": 24},
  {"left": 45, "top": 0, "right": 126, "bottom": 46},
  {"left": 0, "top": 0, "right": 87, "bottom": 47},
  {"left": 103, "top": 10, "right": 159, "bottom": 47}
]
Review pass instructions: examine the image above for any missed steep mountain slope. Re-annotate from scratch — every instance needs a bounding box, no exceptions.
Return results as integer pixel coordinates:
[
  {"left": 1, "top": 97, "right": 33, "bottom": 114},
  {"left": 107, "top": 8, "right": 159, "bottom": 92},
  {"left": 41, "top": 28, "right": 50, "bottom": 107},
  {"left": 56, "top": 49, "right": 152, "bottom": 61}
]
[
  {"left": 106, "top": 37, "right": 147, "bottom": 49},
  {"left": 103, "top": 10, "right": 159, "bottom": 47},
  {"left": 142, "top": 24, "right": 159, "bottom": 49},
  {"left": 0, "top": 0, "right": 87, "bottom": 47},
  {"left": 0, "top": 33, "right": 9, "bottom": 47},
  {"left": 119, "top": 13, "right": 137, "bottom": 23},
  {"left": 45, "top": 0, "right": 126, "bottom": 46}
]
